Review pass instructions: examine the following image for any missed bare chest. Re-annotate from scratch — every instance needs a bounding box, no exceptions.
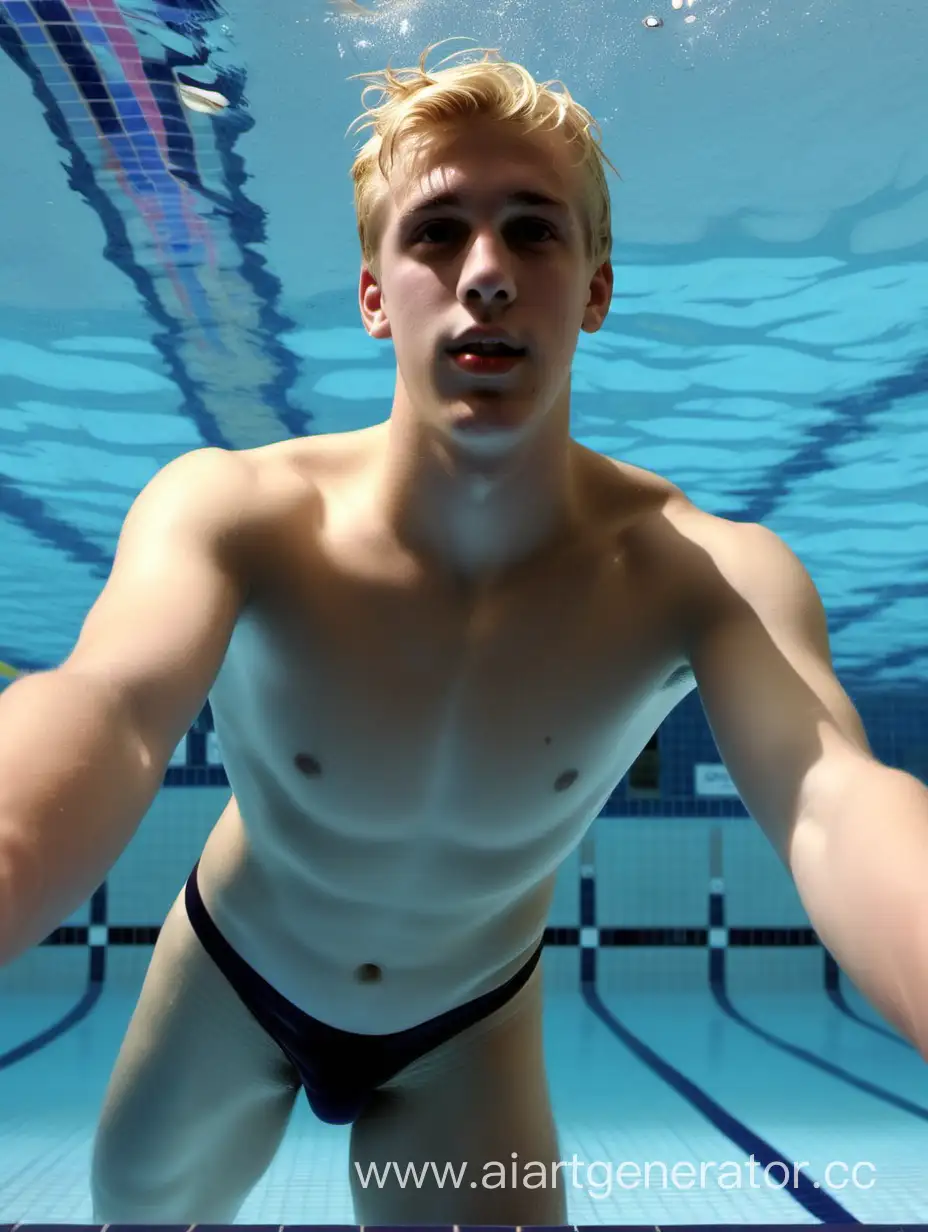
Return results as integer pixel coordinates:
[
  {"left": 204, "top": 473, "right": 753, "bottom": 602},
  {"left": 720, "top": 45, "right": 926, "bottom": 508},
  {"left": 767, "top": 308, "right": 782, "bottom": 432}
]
[{"left": 209, "top": 536, "right": 686, "bottom": 851}]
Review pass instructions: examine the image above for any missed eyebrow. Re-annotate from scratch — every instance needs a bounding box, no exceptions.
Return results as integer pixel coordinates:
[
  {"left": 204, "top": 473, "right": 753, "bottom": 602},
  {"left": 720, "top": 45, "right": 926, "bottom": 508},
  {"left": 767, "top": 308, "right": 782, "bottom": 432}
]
[{"left": 400, "top": 189, "right": 570, "bottom": 221}]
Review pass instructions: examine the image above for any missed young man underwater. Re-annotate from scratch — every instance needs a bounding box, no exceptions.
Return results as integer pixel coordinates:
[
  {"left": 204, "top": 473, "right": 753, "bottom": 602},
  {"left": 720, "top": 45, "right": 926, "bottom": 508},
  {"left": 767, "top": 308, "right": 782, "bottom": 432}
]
[{"left": 1, "top": 43, "right": 926, "bottom": 1226}]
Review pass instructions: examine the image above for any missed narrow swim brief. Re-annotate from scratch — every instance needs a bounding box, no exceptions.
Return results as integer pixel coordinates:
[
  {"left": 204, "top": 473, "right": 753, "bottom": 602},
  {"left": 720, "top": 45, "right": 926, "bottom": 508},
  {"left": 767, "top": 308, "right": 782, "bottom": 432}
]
[{"left": 183, "top": 861, "right": 543, "bottom": 1124}]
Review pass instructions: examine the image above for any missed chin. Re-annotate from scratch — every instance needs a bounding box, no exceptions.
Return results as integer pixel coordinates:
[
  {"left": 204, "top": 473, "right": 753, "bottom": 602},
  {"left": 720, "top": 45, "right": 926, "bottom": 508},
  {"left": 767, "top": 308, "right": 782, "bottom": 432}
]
[{"left": 445, "top": 399, "right": 539, "bottom": 446}]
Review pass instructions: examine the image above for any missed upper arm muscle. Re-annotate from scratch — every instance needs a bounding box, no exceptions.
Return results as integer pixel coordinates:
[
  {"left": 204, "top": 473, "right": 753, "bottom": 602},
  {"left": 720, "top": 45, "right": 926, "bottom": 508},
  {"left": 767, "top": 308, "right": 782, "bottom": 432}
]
[
  {"left": 63, "top": 448, "right": 250, "bottom": 762},
  {"left": 683, "top": 519, "right": 871, "bottom": 857}
]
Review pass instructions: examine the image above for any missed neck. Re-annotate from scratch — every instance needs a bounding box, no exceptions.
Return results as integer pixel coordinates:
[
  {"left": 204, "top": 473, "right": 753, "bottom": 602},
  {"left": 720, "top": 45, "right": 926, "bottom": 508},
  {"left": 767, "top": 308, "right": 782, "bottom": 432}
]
[{"left": 368, "top": 389, "right": 580, "bottom": 582}]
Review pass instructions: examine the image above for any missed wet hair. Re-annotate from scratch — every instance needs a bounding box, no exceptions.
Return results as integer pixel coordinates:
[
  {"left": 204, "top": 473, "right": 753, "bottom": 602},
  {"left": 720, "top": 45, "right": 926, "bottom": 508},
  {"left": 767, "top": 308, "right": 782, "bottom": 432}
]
[{"left": 347, "top": 42, "right": 617, "bottom": 269}]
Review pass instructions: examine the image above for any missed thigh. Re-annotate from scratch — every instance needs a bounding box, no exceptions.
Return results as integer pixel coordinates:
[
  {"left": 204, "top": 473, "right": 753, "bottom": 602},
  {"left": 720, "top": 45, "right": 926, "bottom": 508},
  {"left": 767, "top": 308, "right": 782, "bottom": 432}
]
[
  {"left": 349, "top": 961, "right": 566, "bottom": 1225},
  {"left": 92, "top": 887, "right": 299, "bottom": 1223}
]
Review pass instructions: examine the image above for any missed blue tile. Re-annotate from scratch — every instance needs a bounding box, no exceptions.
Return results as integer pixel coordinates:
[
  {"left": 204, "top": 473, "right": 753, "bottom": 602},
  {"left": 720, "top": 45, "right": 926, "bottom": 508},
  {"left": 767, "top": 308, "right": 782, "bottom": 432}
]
[
  {"left": 31, "top": 43, "right": 62, "bottom": 66},
  {"left": 67, "top": 57, "right": 107, "bottom": 83},
  {"left": 284, "top": 1227, "right": 359, "bottom": 1232},
  {"left": 33, "top": 0, "right": 72, "bottom": 18},
  {"left": 11, "top": 1226, "right": 102, "bottom": 1231},
  {"left": 108, "top": 84, "right": 141, "bottom": 105},
  {"left": 365, "top": 1227, "right": 455, "bottom": 1232},
  {"left": 217, "top": 1227, "right": 299, "bottom": 1232},
  {"left": 18, "top": 23, "right": 50, "bottom": 44},
  {"left": 76, "top": 21, "right": 112, "bottom": 46},
  {"left": 45, "top": 20, "right": 84, "bottom": 44},
  {"left": 459, "top": 1226, "right": 525, "bottom": 1232},
  {"left": 2, "top": 1, "right": 40, "bottom": 21},
  {"left": 108, "top": 1226, "right": 191, "bottom": 1232}
]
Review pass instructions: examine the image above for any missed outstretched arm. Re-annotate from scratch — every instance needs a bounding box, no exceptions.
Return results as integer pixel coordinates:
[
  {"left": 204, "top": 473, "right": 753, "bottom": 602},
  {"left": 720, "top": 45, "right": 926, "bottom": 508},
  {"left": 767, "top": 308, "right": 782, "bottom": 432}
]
[
  {"left": 0, "top": 448, "right": 252, "bottom": 964},
  {"left": 685, "top": 518, "right": 928, "bottom": 1054}
]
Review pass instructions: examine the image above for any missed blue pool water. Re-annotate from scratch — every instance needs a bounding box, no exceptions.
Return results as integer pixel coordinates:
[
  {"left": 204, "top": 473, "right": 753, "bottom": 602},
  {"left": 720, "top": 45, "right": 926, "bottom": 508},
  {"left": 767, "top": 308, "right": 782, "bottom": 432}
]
[{"left": 0, "top": 0, "right": 927, "bottom": 1224}]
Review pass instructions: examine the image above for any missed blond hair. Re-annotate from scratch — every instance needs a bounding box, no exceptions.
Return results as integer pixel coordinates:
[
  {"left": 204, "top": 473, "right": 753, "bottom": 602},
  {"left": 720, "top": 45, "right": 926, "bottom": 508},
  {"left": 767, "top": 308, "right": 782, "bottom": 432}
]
[{"left": 347, "top": 42, "right": 617, "bottom": 271}]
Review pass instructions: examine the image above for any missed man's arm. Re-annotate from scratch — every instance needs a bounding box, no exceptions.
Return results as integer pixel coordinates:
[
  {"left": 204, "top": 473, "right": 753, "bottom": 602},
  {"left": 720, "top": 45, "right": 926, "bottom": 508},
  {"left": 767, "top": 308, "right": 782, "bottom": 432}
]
[
  {"left": 0, "top": 447, "right": 252, "bottom": 965},
  {"left": 684, "top": 517, "right": 928, "bottom": 1054}
]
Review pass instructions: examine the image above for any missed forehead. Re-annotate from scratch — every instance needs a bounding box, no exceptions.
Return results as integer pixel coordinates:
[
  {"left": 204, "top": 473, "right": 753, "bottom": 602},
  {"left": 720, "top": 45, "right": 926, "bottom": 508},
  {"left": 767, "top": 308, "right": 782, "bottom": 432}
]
[{"left": 385, "top": 121, "right": 584, "bottom": 222}]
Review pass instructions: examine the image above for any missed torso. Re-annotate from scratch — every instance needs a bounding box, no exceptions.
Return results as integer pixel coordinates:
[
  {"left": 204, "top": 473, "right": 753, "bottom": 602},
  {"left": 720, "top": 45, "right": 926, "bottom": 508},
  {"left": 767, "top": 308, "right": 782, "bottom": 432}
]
[{"left": 194, "top": 426, "right": 700, "bottom": 1032}]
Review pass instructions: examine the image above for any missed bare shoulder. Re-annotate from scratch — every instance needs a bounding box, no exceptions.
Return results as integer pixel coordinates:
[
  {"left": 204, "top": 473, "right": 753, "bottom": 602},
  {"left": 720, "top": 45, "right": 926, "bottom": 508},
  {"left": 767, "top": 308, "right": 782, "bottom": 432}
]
[
  {"left": 595, "top": 456, "right": 821, "bottom": 640},
  {"left": 585, "top": 451, "right": 809, "bottom": 585},
  {"left": 137, "top": 440, "right": 324, "bottom": 543},
  {"left": 246, "top": 425, "right": 382, "bottom": 492},
  {"left": 589, "top": 446, "right": 786, "bottom": 571},
  {"left": 661, "top": 496, "right": 813, "bottom": 595},
  {"left": 653, "top": 492, "right": 824, "bottom": 647}
]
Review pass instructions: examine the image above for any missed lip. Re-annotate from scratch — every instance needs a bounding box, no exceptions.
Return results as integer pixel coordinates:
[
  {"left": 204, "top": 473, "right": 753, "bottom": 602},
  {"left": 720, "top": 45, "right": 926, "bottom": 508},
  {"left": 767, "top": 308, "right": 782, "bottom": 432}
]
[
  {"left": 445, "top": 329, "right": 527, "bottom": 356},
  {"left": 447, "top": 351, "right": 525, "bottom": 376}
]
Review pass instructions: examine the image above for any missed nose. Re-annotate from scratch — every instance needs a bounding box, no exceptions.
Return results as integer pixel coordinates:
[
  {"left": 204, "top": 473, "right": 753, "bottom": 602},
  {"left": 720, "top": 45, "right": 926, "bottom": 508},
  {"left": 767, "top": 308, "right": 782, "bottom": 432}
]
[{"left": 457, "top": 229, "right": 516, "bottom": 310}]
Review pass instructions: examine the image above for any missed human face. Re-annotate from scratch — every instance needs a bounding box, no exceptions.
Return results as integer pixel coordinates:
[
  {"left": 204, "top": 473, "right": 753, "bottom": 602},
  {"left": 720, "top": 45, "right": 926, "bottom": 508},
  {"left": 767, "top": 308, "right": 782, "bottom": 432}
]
[{"left": 359, "top": 120, "right": 613, "bottom": 445}]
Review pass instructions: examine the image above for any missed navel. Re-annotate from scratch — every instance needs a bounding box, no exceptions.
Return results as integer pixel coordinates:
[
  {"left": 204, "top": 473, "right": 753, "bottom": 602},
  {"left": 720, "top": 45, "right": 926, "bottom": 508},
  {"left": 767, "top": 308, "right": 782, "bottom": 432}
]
[
  {"left": 355, "top": 962, "right": 383, "bottom": 984},
  {"left": 554, "top": 769, "right": 579, "bottom": 792},
  {"left": 294, "top": 753, "right": 322, "bottom": 777}
]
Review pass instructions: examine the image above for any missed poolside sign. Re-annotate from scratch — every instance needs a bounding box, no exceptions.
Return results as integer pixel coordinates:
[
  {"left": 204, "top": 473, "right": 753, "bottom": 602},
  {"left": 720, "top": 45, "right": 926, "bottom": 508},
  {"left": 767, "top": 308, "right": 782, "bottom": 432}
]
[{"left": 694, "top": 762, "right": 739, "bottom": 797}]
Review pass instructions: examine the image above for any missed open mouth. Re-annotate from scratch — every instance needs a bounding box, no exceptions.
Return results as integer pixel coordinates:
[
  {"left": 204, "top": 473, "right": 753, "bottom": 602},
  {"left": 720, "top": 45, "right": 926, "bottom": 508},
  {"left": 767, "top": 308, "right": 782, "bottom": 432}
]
[
  {"left": 448, "top": 340, "right": 526, "bottom": 357},
  {"left": 446, "top": 339, "right": 527, "bottom": 372}
]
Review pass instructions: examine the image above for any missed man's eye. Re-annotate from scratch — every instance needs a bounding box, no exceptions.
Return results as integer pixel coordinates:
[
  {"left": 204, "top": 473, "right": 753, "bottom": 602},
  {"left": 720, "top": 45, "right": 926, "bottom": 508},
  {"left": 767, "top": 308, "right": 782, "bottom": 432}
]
[
  {"left": 510, "top": 218, "right": 556, "bottom": 243},
  {"left": 411, "top": 217, "right": 557, "bottom": 246},
  {"left": 414, "top": 220, "right": 461, "bottom": 244}
]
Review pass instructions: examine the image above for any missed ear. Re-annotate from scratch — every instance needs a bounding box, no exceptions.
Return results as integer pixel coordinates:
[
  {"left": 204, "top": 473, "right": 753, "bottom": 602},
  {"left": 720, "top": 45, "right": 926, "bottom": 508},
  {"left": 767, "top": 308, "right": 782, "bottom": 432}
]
[
  {"left": 581, "top": 260, "right": 614, "bottom": 334},
  {"left": 359, "top": 266, "right": 392, "bottom": 340}
]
